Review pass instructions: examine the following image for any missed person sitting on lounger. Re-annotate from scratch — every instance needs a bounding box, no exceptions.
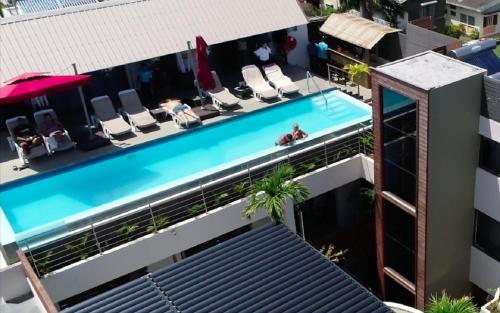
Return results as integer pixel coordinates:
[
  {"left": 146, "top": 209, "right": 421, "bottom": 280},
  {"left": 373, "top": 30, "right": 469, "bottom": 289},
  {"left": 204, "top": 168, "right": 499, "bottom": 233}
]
[
  {"left": 292, "top": 123, "right": 308, "bottom": 140},
  {"left": 275, "top": 133, "right": 294, "bottom": 146},
  {"left": 13, "top": 118, "right": 43, "bottom": 155},
  {"left": 40, "top": 113, "right": 67, "bottom": 144}
]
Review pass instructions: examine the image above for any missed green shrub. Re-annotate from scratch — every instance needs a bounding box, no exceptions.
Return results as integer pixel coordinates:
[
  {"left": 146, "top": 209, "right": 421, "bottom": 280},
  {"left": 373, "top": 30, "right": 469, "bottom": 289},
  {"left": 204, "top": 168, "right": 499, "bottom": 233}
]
[
  {"left": 425, "top": 291, "right": 478, "bottom": 313},
  {"left": 470, "top": 28, "right": 480, "bottom": 40},
  {"left": 444, "top": 23, "right": 466, "bottom": 39}
]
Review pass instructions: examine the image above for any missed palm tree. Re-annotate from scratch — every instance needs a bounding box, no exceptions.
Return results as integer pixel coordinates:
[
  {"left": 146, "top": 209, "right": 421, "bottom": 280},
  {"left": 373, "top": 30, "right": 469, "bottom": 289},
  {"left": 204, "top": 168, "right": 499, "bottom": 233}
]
[
  {"left": 426, "top": 291, "right": 478, "bottom": 313},
  {"left": 243, "top": 164, "right": 309, "bottom": 224},
  {"left": 343, "top": 63, "right": 370, "bottom": 95}
]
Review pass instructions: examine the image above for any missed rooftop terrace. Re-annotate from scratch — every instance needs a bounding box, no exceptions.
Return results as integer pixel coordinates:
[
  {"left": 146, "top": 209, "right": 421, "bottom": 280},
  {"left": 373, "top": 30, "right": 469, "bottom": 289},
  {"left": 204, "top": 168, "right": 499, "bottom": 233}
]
[
  {"left": 375, "top": 51, "right": 486, "bottom": 90},
  {"left": 0, "top": 66, "right": 371, "bottom": 185}
]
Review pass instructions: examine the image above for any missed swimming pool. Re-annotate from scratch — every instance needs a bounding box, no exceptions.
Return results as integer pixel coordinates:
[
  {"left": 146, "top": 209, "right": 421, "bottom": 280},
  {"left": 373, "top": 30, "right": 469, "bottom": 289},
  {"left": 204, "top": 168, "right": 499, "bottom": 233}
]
[{"left": 0, "top": 90, "right": 371, "bottom": 237}]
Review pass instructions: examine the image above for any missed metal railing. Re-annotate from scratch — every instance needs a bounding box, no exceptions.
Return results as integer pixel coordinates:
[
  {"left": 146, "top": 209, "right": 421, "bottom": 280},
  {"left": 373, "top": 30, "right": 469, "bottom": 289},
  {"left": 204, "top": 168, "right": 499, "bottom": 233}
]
[
  {"left": 306, "top": 71, "right": 328, "bottom": 107},
  {"left": 21, "top": 124, "right": 374, "bottom": 277}
]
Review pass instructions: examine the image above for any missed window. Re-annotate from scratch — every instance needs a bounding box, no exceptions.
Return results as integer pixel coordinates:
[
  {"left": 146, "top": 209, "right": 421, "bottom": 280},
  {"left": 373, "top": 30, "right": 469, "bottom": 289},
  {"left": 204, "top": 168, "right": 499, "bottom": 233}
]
[
  {"left": 460, "top": 13, "right": 476, "bottom": 26},
  {"left": 384, "top": 200, "right": 416, "bottom": 283},
  {"left": 450, "top": 10, "right": 456, "bottom": 16},
  {"left": 421, "top": 4, "right": 435, "bottom": 17},
  {"left": 460, "top": 13, "right": 467, "bottom": 23},
  {"left": 450, "top": 4, "right": 456, "bottom": 9},
  {"left": 479, "top": 137, "right": 500, "bottom": 176},
  {"left": 468, "top": 15, "right": 476, "bottom": 26},
  {"left": 385, "top": 275, "right": 415, "bottom": 307},
  {"left": 484, "top": 14, "right": 498, "bottom": 27},
  {"left": 382, "top": 88, "right": 417, "bottom": 205},
  {"left": 474, "top": 211, "right": 500, "bottom": 262}
]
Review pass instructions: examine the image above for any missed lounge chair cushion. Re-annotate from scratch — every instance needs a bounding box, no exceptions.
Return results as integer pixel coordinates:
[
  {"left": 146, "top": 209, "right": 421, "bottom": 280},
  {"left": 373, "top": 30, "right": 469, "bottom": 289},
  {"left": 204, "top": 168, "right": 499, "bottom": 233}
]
[
  {"left": 102, "top": 118, "right": 132, "bottom": 136},
  {"left": 91, "top": 96, "right": 119, "bottom": 121},
  {"left": 242, "top": 65, "right": 279, "bottom": 99},
  {"left": 129, "top": 111, "right": 156, "bottom": 128}
]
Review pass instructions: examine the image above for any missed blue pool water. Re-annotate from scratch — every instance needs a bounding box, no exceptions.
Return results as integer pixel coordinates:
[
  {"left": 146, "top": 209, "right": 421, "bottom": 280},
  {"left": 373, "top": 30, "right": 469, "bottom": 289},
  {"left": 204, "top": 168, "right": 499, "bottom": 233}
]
[{"left": 0, "top": 90, "right": 371, "bottom": 235}]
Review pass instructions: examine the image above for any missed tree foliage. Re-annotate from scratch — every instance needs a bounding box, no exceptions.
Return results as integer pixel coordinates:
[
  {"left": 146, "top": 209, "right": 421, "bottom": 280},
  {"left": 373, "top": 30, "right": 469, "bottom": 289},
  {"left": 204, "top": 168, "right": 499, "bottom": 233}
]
[{"left": 243, "top": 164, "right": 309, "bottom": 224}]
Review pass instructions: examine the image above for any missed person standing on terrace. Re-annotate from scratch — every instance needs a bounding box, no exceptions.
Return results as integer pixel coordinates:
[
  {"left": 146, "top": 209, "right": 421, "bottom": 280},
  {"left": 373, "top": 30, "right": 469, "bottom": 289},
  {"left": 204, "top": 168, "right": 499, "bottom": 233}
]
[
  {"left": 254, "top": 42, "right": 272, "bottom": 68},
  {"left": 138, "top": 63, "right": 154, "bottom": 104}
]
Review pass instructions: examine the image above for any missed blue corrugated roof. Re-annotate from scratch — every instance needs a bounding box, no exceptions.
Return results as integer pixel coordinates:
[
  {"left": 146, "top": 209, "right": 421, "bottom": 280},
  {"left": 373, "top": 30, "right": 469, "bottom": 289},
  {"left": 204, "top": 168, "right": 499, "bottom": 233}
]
[
  {"left": 61, "top": 277, "right": 174, "bottom": 313},
  {"left": 63, "top": 225, "right": 391, "bottom": 313}
]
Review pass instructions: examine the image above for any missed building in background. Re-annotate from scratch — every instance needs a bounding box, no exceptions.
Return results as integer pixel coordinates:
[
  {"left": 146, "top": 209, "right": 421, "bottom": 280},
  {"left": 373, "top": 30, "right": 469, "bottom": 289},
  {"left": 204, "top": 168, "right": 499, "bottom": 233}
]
[{"left": 446, "top": 0, "right": 500, "bottom": 37}]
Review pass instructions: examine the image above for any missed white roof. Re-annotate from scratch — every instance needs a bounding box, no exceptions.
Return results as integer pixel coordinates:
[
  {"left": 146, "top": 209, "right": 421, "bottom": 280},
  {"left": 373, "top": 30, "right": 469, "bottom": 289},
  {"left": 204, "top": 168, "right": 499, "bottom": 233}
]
[
  {"left": 375, "top": 51, "right": 486, "bottom": 90},
  {"left": 0, "top": 0, "right": 307, "bottom": 83}
]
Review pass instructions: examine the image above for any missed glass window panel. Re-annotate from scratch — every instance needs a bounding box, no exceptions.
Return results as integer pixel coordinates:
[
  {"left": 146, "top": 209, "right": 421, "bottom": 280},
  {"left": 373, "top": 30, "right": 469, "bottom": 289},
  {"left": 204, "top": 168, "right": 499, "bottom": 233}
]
[
  {"left": 479, "top": 137, "right": 500, "bottom": 176},
  {"left": 382, "top": 88, "right": 417, "bottom": 205},
  {"left": 474, "top": 211, "right": 500, "bottom": 262},
  {"left": 384, "top": 200, "right": 416, "bottom": 283}
]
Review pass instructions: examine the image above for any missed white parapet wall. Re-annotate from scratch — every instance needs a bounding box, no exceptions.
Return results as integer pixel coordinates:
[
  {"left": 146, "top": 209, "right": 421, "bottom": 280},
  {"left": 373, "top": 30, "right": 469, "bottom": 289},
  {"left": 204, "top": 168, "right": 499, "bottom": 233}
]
[
  {"left": 475, "top": 167, "right": 500, "bottom": 222},
  {"left": 42, "top": 154, "right": 373, "bottom": 302},
  {"left": 479, "top": 116, "right": 500, "bottom": 143},
  {"left": 470, "top": 246, "right": 500, "bottom": 294}
]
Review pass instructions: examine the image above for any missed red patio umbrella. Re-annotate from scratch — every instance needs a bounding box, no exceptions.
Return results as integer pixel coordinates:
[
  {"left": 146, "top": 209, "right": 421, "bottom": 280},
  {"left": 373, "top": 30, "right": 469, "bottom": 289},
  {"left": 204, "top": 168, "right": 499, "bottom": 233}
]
[
  {"left": 195, "top": 36, "right": 215, "bottom": 91},
  {"left": 0, "top": 74, "right": 92, "bottom": 104},
  {"left": 3, "top": 72, "right": 50, "bottom": 84}
]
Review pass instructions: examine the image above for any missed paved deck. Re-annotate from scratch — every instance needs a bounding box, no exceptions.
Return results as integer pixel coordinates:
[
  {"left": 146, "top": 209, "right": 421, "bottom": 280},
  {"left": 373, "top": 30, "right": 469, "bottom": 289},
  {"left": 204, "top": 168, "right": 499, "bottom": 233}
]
[{"left": 0, "top": 66, "right": 372, "bottom": 184}]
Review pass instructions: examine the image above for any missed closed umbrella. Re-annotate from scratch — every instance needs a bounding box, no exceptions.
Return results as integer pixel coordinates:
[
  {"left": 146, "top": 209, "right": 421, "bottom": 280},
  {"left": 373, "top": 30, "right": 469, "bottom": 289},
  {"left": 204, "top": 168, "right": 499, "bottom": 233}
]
[{"left": 195, "top": 36, "right": 215, "bottom": 91}]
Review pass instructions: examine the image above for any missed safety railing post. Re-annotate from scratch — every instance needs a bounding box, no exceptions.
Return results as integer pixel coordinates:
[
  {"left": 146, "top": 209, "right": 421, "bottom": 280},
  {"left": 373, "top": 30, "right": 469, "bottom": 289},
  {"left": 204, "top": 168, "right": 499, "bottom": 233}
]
[
  {"left": 25, "top": 243, "right": 40, "bottom": 277},
  {"left": 323, "top": 141, "right": 329, "bottom": 167},
  {"left": 199, "top": 182, "right": 209, "bottom": 213},
  {"left": 91, "top": 224, "right": 102, "bottom": 254}
]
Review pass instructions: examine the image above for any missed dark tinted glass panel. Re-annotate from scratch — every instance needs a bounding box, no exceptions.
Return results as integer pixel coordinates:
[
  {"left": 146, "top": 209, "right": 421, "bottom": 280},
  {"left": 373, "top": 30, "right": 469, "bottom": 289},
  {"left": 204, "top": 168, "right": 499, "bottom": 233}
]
[
  {"left": 474, "top": 211, "right": 500, "bottom": 262},
  {"left": 479, "top": 137, "right": 500, "bottom": 176},
  {"left": 385, "top": 276, "right": 415, "bottom": 307},
  {"left": 384, "top": 200, "right": 416, "bottom": 283},
  {"left": 382, "top": 88, "right": 417, "bottom": 205}
]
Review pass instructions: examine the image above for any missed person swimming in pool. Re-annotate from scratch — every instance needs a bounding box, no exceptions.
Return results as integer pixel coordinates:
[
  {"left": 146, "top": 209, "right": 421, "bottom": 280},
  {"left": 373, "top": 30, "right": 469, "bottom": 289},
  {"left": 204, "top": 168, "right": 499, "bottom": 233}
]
[
  {"left": 275, "top": 133, "right": 294, "bottom": 146},
  {"left": 292, "top": 123, "right": 308, "bottom": 140}
]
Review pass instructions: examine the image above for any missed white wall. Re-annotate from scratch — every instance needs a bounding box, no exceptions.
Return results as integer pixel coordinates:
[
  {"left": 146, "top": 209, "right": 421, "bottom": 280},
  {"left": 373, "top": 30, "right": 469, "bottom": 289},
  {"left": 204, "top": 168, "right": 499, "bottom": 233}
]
[
  {"left": 479, "top": 116, "right": 500, "bottom": 144},
  {"left": 41, "top": 155, "right": 372, "bottom": 302},
  {"left": 287, "top": 24, "right": 310, "bottom": 69},
  {"left": 475, "top": 167, "right": 500, "bottom": 222},
  {"left": 0, "top": 263, "right": 31, "bottom": 302},
  {"left": 470, "top": 246, "right": 500, "bottom": 294}
]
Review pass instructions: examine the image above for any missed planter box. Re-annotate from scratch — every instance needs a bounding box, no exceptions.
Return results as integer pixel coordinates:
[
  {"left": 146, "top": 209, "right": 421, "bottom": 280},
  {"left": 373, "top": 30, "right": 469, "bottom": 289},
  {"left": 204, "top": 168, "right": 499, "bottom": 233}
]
[
  {"left": 481, "top": 288, "right": 500, "bottom": 313},
  {"left": 384, "top": 302, "right": 423, "bottom": 313}
]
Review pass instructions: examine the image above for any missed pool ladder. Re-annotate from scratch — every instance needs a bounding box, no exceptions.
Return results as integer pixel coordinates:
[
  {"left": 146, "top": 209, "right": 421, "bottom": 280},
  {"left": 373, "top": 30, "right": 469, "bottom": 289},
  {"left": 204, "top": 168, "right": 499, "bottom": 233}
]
[{"left": 306, "top": 71, "right": 328, "bottom": 108}]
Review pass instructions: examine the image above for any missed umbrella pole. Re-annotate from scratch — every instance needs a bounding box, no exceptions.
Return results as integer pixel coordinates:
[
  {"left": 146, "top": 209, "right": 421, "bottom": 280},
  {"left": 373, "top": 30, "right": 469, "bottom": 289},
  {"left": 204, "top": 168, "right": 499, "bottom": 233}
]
[
  {"left": 187, "top": 41, "right": 206, "bottom": 109},
  {"left": 72, "top": 63, "right": 93, "bottom": 138}
]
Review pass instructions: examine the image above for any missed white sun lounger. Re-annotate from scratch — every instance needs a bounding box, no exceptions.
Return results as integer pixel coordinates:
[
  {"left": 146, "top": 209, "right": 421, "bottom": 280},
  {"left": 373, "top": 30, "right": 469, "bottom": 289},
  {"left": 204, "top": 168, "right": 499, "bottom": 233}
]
[
  {"left": 263, "top": 64, "right": 299, "bottom": 97},
  {"left": 241, "top": 65, "right": 279, "bottom": 101},
  {"left": 118, "top": 89, "right": 157, "bottom": 131},
  {"left": 91, "top": 96, "right": 132, "bottom": 138},
  {"left": 6, "top": 116, "right": 48, "bottom": 164},
  {"left": 160, "top": 100, "right": 201, "bottom": 129},
  {"left": 33, "top": 109, "right": 75, "bottom": 153},
  {"left": 207, "top": 71, "right": 240, "bottom": 110}
]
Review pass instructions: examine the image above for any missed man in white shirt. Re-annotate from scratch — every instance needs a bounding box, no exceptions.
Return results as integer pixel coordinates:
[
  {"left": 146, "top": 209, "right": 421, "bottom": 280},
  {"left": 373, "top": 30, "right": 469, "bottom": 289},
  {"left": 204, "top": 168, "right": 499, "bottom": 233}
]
[{"left": 254, "top": 43, "right": 272, "bottom": 68}]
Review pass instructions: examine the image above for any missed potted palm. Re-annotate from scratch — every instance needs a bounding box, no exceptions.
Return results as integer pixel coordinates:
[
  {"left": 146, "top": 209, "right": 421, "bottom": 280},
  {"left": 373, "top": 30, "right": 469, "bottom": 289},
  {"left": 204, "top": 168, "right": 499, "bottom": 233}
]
[
  {"left": 482, "top": 288, "right": 500, "bottom": 313},
  {"left": 243, "top": 164, "right": 309, "bottom": 224},
  {"left": 343, "top": 63, "right": 370, "bottom": 96}
]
